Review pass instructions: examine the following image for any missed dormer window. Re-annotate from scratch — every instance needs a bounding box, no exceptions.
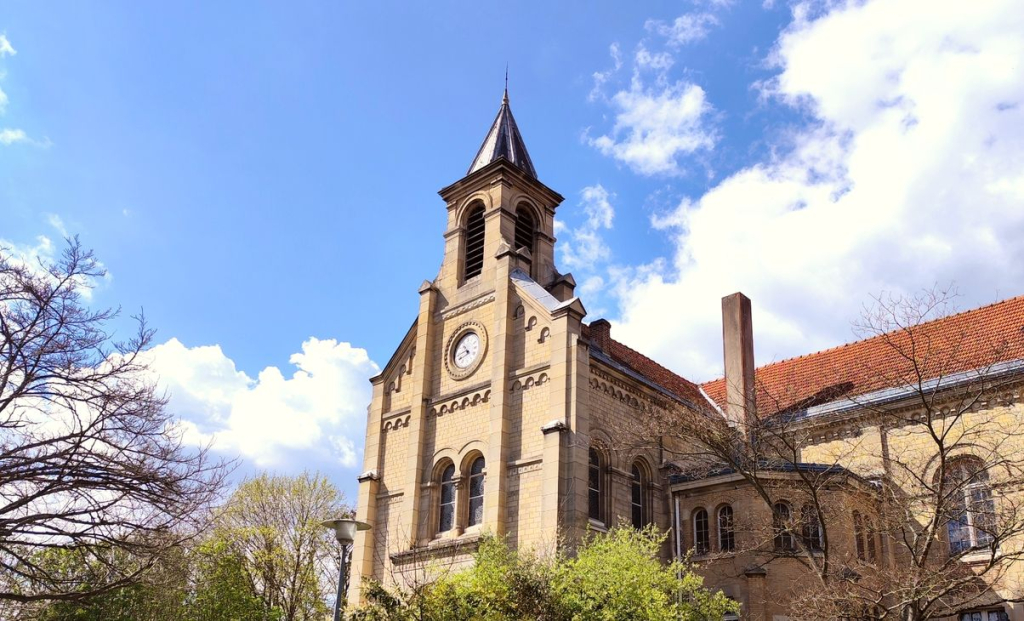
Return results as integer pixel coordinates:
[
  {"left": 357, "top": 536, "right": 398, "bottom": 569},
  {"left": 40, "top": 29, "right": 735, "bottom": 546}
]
[{"left": 464, "top": 205, "right": 485, "bottom": 281}]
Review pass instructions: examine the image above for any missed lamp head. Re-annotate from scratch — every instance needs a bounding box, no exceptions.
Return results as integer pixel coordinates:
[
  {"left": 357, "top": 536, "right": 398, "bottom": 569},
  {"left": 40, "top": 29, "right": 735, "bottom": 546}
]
[{"left": 321, "top": 518, "right": 371, "bottom": 545}]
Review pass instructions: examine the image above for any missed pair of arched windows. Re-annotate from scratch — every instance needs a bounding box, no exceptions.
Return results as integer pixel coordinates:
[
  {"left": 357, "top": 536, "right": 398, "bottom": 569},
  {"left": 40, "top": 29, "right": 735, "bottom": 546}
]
[
  {"left": 437, "top": 456, "right": 486, "bottom": 535},
  {"left": 692, "top": 505, "right": 735, "bottom": 554},
  {"left": 772, "top": 502, "right": 822, "bottom": 552},
  {"left": 462, "top": 203, "right": 535, "bottom": 282},
  {"left": 588, "top": 447, "right": 652, "bottom": 529}
]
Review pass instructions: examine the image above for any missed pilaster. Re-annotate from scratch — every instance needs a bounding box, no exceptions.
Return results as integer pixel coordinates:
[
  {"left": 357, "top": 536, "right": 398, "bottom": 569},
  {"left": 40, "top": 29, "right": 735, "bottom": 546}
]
[
  {"left": 483, "top": 242, "right": 515, "bottom": 535},
  {"left": 397, "top": 281, "right": 439, "bottom": 549}
]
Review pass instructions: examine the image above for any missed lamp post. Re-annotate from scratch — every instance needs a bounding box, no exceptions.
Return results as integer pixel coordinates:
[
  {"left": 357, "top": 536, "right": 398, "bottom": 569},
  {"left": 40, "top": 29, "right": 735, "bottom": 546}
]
[{"left": 322, "top": 518, "right": 371, "bottom": 621}]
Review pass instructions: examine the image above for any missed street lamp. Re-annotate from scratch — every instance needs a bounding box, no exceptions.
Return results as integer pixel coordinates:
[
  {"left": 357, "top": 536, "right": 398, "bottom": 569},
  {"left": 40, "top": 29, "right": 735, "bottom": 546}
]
[{"left": 322, "top": 518, "right": 371, "bottom": 621}]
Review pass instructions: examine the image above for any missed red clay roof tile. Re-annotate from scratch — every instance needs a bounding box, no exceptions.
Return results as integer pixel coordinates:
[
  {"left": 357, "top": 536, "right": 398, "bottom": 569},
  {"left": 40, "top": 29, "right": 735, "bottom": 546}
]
[{"left": 701, "top": 295, "right": 1024, "bottom": 414}]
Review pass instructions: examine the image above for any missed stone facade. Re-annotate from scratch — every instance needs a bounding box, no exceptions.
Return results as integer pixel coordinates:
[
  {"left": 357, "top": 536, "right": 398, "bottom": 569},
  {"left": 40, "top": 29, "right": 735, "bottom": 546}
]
[{"left": 349, "top": 93, "right": 1024, "bottom": 620}]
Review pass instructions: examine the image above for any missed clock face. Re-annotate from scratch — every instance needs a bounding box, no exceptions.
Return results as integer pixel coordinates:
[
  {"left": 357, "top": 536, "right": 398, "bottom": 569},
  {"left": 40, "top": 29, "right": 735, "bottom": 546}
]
[{"left": 453, "top": 332, "right": 481, "bottom": 369}]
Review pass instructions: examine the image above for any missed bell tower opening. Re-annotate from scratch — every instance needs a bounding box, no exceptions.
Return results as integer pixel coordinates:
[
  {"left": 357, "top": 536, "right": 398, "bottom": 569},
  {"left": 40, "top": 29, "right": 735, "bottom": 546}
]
[{"left": 463, "top": 204, "right": 486, "bottom": 282}]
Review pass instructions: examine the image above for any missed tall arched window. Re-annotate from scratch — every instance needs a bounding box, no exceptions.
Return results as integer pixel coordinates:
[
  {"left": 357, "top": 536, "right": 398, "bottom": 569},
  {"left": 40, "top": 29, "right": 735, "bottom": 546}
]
[
  {"left": 464, "top": 205, "right": 485, "bottom": 281},
  {"left": 945, "top": 458, "right": 995, "bottom": 555},
  {"left": 718, "top": 505, "right": 735, "bottom": 552},
  {"left": 514, "top": 206, "right": 535, "bottom": 255},
  {"left": 631, "top": 463, "right": 647, "bottom": 528},
  {"left": 801, "top": 504, "right": 823, "bottom": 551},
  {"left": 865, "top": 516, "right": 877, "bottom": 562},
  {"left": 853, "top": 511, "right": 866, "bottom": 560},
  {"left": 588, "top": 447, "right": 603, "bottom": 522},
  {"left": 467, "top": 456, "right": 486, "bottom": 527},
  {"left": 438, "top": 464, "right": 455, "bottom": 533},
  {"left": 773, "top": 502, "right": 795, "bottom": 551},
  {"left": 693, "top": 508, "right": 710, "bottom": 554}
]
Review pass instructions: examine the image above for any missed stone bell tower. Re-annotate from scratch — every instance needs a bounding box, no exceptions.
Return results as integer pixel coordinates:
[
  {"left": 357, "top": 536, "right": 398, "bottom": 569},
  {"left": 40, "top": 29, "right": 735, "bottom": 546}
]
[{"left": 348, "top": 87, "right": 588, "bottom": 604}]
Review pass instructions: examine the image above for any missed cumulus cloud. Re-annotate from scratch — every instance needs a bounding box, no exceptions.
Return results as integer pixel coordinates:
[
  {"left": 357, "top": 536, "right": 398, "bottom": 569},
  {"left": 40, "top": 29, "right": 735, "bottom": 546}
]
[
  {"left": 611, "top": 0, "right": 1024, "bottom": 380},
  {"left": 561, "top": 185, "right": 616, "bottom": 272},
  {"left": 146, "top": 337, "right": 379, "bottom": 469},
  {"left": 589, "top": 78, "right": 717, "bottom": 176}
]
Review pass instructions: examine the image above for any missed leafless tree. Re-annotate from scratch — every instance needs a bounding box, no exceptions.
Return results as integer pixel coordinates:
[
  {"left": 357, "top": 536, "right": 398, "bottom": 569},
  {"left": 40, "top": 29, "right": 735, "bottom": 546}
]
[
  {"left": 631, "top": 287, "right": 1024, "bottom": 620},
  {"left": 0, "top": 238, "right": 228, "bottom": 603}
]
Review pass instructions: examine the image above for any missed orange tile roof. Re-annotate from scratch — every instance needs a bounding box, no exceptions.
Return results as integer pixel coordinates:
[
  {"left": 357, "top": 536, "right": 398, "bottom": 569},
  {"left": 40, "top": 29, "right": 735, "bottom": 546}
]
[
  {"left": 702, "top": 295, "right": 1024, "bottom": 415},
  {"left": 583, "top": 324, "right": 707, "bottom": 406}
]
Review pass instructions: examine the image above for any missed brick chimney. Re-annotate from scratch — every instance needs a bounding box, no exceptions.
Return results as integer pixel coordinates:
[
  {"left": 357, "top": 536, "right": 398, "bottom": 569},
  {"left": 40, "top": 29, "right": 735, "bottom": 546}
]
[
  {"left": 721, "top": 293, "right": 755, "bottom": 430},
  {"left": 589, "top": 319, "right": 611, "bottom": 352}
]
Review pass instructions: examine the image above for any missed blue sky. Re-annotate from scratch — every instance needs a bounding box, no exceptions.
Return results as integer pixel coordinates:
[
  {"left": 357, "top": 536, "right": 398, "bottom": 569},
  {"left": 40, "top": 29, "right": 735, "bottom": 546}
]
[{"left": 3, "top": 1, "right": 1024, "bottom": 503}]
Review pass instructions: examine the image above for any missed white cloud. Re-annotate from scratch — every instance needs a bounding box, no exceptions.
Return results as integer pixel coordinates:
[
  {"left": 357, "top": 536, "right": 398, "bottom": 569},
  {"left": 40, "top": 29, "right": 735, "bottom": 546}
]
[
  {"left": 635, "top": 44, "right": 675, "bottom": 72},
  {"left": 589, "top": 43, "right": 623, "bottom": 102},
  {"left": 146, "top": 337, "right": 379, "bottom": 469},
  {"left": 0, "top": 35, "right": 14, "bottom": 58},
  {"left": 645, "top": 13, "right": 719, "bottom": 47},
  {"left": 0, "top": 128, "right": 27, "bottom": 145},
  {"left": 611, "top": 0, "right": 1024, "bottom": 381},
  {"left": 589, "top": 78, "right": 717, "bottom": 176},
  {"left": 561, "top": 184, "right": 616, "bottom": 272}
]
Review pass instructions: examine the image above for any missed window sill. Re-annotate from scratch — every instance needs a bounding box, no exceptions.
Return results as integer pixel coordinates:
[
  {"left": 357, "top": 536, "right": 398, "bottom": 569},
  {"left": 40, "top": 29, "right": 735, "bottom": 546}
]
[{"left": 587, "top": 518, "right": 608, "bottom": 533}]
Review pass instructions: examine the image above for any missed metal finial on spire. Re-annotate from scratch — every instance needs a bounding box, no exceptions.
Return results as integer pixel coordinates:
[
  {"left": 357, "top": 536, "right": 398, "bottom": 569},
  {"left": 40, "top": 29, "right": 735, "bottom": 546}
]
[{"left": 503, "top": 64, "right": 509, "bottom": 103}]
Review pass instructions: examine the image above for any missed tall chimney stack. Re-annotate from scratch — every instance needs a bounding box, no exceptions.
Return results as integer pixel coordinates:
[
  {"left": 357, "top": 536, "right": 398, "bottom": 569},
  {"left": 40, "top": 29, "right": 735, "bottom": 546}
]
[{"left": 721, "top": 292, "right": 755, "bottom": 430}]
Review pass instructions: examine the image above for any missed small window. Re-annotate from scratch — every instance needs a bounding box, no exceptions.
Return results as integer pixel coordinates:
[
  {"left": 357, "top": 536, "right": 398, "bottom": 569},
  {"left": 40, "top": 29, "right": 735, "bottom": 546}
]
[
  {"left": 467, "top": 456, "right": 485, "bottom": 527},
  {"left": 773, "top": 502, "right": 795, "bottom": 551},
  {"left": 801, "top": 504, "right": 823, "bottom": 551},
  {"left": 631, "top": 463, "right": 647, "bottom": 528},
  {"left": 464, "top": 205, "right": 485, "bottom": 281},
  {"left": 438, "top": 464, "right": 455, "bottom": 533},
  {"left": 693, "top": 508, "right": 709, "bottom": 554},
  {"left": 718, "top": 505, "right": 735, "bottom": 552},
  {"left": 588, "top": 448, "right": 602, "bottom": 522},
  {"left": 514, "top": 206, "right": 535, "bottom": 254},
  {"left": 961, "top": 612, "right": 1009, "bottom": 621}
]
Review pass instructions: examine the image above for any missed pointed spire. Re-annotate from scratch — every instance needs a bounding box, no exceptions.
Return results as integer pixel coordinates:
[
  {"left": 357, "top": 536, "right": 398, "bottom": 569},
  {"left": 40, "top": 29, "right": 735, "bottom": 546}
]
[{"left": 468, "top": 82, "right": 537, "bottom": 179}]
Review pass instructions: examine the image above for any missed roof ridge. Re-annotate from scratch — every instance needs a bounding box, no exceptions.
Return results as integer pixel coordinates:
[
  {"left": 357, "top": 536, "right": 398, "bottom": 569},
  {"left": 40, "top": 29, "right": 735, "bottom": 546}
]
[
  {"left": 702, "top": 293, "right": 1024, "bottom": 386},
  {"left": 609, "top": 336, "right": 700, "bottom": 390}
]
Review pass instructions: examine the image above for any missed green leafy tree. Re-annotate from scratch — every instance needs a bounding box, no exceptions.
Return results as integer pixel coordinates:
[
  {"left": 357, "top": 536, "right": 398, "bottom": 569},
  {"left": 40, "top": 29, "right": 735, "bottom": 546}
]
[
  {"left": 214, "top": 471, "right": 348, "bottom": 621},
  {"left": 185, "top": 537, "right": 281, "bottom": 621}
]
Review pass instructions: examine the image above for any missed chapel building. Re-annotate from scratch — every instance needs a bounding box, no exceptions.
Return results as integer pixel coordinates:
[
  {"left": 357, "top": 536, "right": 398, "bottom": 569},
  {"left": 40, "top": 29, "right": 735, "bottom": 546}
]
[{"left": 349, "top": 90, "right": 1024, "bottom": 621}]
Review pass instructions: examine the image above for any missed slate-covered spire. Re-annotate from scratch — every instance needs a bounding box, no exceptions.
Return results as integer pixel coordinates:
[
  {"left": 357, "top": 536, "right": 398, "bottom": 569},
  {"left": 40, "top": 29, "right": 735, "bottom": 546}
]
[{"left": 467, "top": 87, "right": 537, "bottom": 179}]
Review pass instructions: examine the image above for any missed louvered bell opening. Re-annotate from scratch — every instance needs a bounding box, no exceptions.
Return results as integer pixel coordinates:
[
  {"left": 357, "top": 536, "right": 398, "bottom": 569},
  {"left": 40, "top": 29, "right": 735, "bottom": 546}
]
[
  {"left": 464, "top": 207, "right": 486, "bottom": 280},
  {"left": 514, "top": 209, "right": 535, "bottom": 255}
]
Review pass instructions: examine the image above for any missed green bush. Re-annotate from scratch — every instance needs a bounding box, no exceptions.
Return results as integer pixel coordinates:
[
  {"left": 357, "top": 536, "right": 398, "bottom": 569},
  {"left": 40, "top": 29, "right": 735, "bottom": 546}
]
[{"left": 351, "top": 525, "right": 739, "bottom": 621}]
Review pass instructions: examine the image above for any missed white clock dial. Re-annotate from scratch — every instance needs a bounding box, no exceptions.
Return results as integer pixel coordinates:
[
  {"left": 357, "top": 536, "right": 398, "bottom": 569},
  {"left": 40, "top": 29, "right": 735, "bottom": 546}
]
[{"left": 453, "top": 332, "right": 481, "bottom": 369}]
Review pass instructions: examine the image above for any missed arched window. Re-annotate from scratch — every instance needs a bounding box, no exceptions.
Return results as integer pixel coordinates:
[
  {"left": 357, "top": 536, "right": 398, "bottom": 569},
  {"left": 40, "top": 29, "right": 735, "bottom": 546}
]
[
  {"left": 464, "top": 205, "right": 485, "bottom": 281},
  {"left": 865, "top": 516, "right": 877, "bottom": 562},
  {"left": 588, "top": 447, "right": 603, "bottom": 522},
  {"left": 514, "top": 206, "right": 535, "bottom": 255},
  {"left": 801, "top": 504, "right": 823, "bottom": 551},
  {"left": 693, "top": 508, "right": 710, "bottom": 554},
  {"left": 773, "top": 502, "right": 795, "bottom": 551},
  {"left": 945, "top": 458, "right": 995, "bottom": 555},
  {"left": 853, "top": 511, "right": 866, "bottom": 561},
  {"left": 467, "top": 456, "right": 485, "bottom": 527},
  {"left": 438, "top": 464, "right": 455, "bottom": 533},
  {"left": 718, "top": 505, "right": 735, "bottom": 552},
  {"left": 631, "top": 462, "right": 648, "bottom": 528}
]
